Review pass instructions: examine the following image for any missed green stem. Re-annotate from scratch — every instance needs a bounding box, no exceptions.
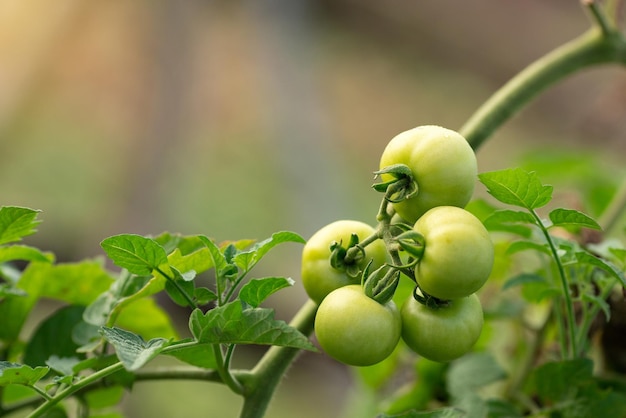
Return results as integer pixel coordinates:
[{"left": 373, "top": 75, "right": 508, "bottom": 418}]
[
  {"left": 28, "top": 362, "right": 126, "bottom": 418},
  {"left": 460, "top": 28, "right": 626, "bottom": 149},
  {"left": 583, "top": 0, "right": 616, "bottom": 35},
  {"left": 238, "top": 300, "right": 318, "bottom": 418},
  {"left": 532, "top": 209, "right": 578, "bottom": 359},
  {"left": 213, "top": 343, "right": 244, "bottom": 395}
]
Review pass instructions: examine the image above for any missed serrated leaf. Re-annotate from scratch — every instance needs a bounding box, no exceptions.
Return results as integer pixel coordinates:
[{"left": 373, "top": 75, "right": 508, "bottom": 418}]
[
  {"left": 23, "top": 305, "right": 85, "bottom": 367},
  {"left": 575, "top": 251, "right": 626, "bottom": 286},
  {"left": 164, "top": 269, "right": 196, "bottom": 308},
  {"left": 0, "top": 206, "right": 42, "bottom": 245},
  {"left": 239, "top": 277, "right": 294, "bottom": 307},
  {"left": 483, "top": 209, "right": 537, "bottom": 237},
  {"left": 506, "top": 240, "right": 550, "bottom": 255},
  {"left": 0, "top": 245, "right": 54, "bottom": 264},
  {"left": 101, "top": 234, "right": 168, "bottom": 276},
  {"left": 100, "top": 327, "right": 169, "bottom": 371},
  {"left": 0, "top": 362, "right": 49, "bottom": 386},
  {"left": 549, "top": 209, "right": 601, "bottom": 230},
  {"left": 189, "top": 302, "right": 316, "bottom": 351},
  {"left": 485, "top": 209, "right": 537, "bottom": 225},
  {"left": 167, "top": 247, "right": 214, "bottom": 277},
  {"left": 377, "top": 407, "right": 465, "bottom": 417},
  {"left": 479, "top": 168, "right": 553, "bottom": 210},
  {"left": 46, "top": 356, "right": 81, "bottom": 376},
  {"left": 533, "top": 358, "right": 593, "bottom": 403},
  {"left": 233, "top": 231, "right": 305, "bottom": 273},
  {"left": 197, "top": 235, "right": 233, "bottom": 281},
  {"left": 502, "top": 273, "right": 547, "bottom": 290},
  {"left": 165, "top": 340, "right": 217, "bottom": 369},
  {"left": 194, "top": 287, "right": 217, "bottom": 305},
  {"left": 446, "top": 352, "right": 507, "bottom": 398}
]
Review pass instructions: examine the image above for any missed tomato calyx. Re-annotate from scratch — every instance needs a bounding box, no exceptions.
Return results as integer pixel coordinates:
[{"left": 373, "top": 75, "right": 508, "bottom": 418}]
[
  {"left": 329, "top": 233, "right": 366, "bottom": 278},
  {"left": 373, "top": 164, "right": 419, "bottom": 203},
  {"left": 412, "top": 286, "right": 450, "bottom": 310},
  {"left": 395, "top": 230, "right": 425, "bottom": 261},
  {"left": 363, "top": 261, "right": 400, "bottom": 305}
]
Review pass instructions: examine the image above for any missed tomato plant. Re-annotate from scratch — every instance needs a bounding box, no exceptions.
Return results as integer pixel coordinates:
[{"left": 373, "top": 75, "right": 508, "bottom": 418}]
[
  {"left": 301, "top": 220, "right": 387, "bottom": 304},
  {"left": 1, "top": 3, "right": 626, "bottom": 418},
  {"left": 314, "top": 285, "right": 401, "bottom": 366},
  {"left": 400, "top": 293, "right": 484, "bottom": 363}
]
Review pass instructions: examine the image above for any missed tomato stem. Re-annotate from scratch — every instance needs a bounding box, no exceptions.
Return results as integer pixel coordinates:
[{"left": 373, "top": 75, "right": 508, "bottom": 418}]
[
  {"left": 460, "top": 28, "right": 626, "bottom": 150},
  {"left": 239, "top": 300, "right": 318, "bottom": 418}
]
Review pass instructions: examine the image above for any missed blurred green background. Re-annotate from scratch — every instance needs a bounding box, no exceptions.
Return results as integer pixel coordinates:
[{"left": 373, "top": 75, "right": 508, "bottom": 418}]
[{"left": 2, "top": 1, "right": 625, "bottom": 417}]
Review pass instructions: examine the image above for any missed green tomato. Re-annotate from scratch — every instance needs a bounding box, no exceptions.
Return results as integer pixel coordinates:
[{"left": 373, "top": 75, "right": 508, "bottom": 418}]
[
  {"left": 414, "top": 206, "right": 494, "bottom": 300},
  {"left": 315, "top": 285, "right": 402, "bottom": 366},
  {"left": 379, "top": 125, "right": 477, "bottom": 223},
  {"left": 401, "top": 293, "right": 483, "bottom": 362},
  {"left": 301, "top": 220, "right": 387, "bottom": 304}
]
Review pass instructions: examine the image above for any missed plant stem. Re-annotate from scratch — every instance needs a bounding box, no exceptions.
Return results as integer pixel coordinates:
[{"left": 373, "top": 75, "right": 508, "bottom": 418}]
[
  {"left": 213, "top": 344, "right": 244, "bottom": 395},
  {"left": 460, "top": 28, "right": 626, "bottom": 149},
  {"left": 583, "top": 0, "right": 615, "bottom": 35},
  {"left": 28, "top": 362, "right": 126, "bottom": 418},
  {"left": 238, "top": 299, "right": 318, "bottom": 418},
  {"left": 532, "top": 210, "right": 578, "bottom": 359}
]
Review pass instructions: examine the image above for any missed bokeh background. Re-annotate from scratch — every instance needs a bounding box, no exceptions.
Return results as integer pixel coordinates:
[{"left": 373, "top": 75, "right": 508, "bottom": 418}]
[{"left": 2, "top": 1, "right": 626, "bottom": 417}]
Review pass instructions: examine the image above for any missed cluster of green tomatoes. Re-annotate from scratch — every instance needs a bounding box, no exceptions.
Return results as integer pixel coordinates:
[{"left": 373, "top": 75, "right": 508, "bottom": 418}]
[{"left": 301, "top": 126, "right": 495, "bottom": 366}]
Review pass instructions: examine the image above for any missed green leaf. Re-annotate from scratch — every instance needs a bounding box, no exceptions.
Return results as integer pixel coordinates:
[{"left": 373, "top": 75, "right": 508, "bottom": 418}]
[
  {"left": 581, "top": 292, "right": 611, "bottom": 321},
  {"left": 502, "top": 273, "right": 547, "bottom": 291},
  {"left": 100, "top": 327, "right": 169, "bottom": 371},
  {"left": 446, "top": 352, "right": 507, "bottom": 399},
  {"left": 101, "top": 234, "right": 168, "bottom": 276},
  {"left": 484, "top": 209, "right": 536, "bottom": 225},
  {"left": 0, "top": 362, "right": 49, "bottom": 386},
  {"left": 0, "top": 206, "right": 41, "bottom": 245},
  {"left": 479, "top": 168, "right": 553, "bottom": 210},
  {"left": 239, "top": 277, "right": 295, "bottom": 308},
  {"left": 115, "top": 297, "right": 179, "bottom": 340},
  {"left": 189, "top": 302, "right": 316, "bottom": 351},
  {"left": 165, "top": 341, "right": 217, "bottom": 369},
  {"left": 575, "top": 251, "right": 626, "bottom": 286},
  {"left": 377, "top": 408, "right": 465, "bottom": 418},
  {"left": 197, "top": 235, "right": 234, "bottom": 282},
  {"left": 84, "top": 385, "right": 125, "bottom": 410},
  {"left": 45, "top": 356, "right": 81, "bottom": 377},
  {"left": 548, "top": 209, "right": 601, "bottom": 230},
  {"left": 532, "top": 358, "right": 593, "bottom": 403},
  {"left": 23, "top": 305, "right": 86, "bottom": 367},
  {"left": 486, "top": 399, "right": 523, "bottom": 418},
  {"left": 0, "top": 245, "right": 54, "bottom": 264},
  {"left": 505, "top": 240, "right": 550, "bottom": 255},
  {"left": 167, "top": 247, "right": 214, "bottom": 276},
  {"left": 194, "top": 287, "right": 217, "bottom": 305},
  {"left": 233, "top": 231, "right": 305, "bottom": 272},
  {"left": 0, "top": 260, "right": 113, "bottom": 344},
  {"left": 483, "top": 209, "right": 537, "bottom": 237},
  {"left": 609, "top": 247, "right": 626, "bottom": 264}
]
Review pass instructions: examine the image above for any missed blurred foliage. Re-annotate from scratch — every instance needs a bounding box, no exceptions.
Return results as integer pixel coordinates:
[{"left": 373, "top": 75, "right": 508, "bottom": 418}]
[{"left": 1, "top": 1, "right": 625, "bottom": 416}]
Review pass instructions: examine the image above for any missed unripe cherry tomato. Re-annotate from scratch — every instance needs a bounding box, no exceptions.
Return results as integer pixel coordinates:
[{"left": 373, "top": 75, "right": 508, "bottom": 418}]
[
  {"left": 301, "top": 220, "right": 387, "bottom": 304},
  {"left": 413, "top": 206, "right": 494, "bottom": 300},
  {"left": 315, "top": 285, "right": 402, "bottom": 366},
  {"left": 379, "top": 125, "right": 477, "bottom": 224},
  {"left": 401, "top": 293, "right": 483, "bottom": 362}
]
